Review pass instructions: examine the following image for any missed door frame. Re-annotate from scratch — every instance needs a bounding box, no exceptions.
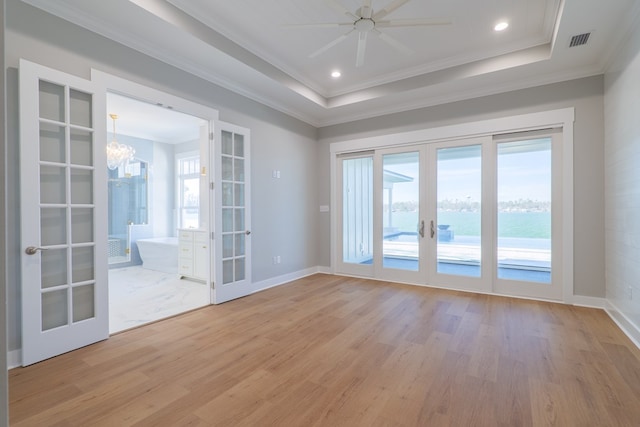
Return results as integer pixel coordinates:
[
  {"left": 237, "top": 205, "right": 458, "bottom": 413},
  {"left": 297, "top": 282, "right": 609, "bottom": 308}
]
[
  {"left": 92, "top": 70, "right": 220, "bottom": 304},
  {"left": 330, "top": 108, "right": 575, "bottom": 303}
]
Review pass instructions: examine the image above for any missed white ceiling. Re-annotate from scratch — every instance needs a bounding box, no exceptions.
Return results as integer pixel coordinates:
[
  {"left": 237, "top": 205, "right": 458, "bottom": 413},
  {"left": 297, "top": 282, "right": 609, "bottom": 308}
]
[
  {"left": 22, "top": 0, "right": 640, "bottom": 127},
  {"left": 107, "top": 92, "right": 206, "bottom": 144}
]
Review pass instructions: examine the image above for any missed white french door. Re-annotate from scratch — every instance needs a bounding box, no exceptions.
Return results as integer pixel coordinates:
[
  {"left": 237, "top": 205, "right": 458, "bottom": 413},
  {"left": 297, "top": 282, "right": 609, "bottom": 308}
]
[
  {"left": 427, "top": 137, "right": 492, "bottom": 293},
  {"left": 375, "top": 146, "right": 427, "bottom": 284},
  {"left": 336, "top": 131, "right": 563, "bottom": 300},
  {"left": 19, "top": 59, "right": 108, "bottom": 366},
  {"left": 213, "top": 122, "right": 253, "bottom": 303}
]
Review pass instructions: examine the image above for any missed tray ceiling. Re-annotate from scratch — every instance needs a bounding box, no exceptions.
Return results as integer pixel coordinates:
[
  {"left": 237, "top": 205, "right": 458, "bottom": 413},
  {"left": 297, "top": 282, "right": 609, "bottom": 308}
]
[{"left": 20, "top": 0, "right": 640, "bottom": 126}]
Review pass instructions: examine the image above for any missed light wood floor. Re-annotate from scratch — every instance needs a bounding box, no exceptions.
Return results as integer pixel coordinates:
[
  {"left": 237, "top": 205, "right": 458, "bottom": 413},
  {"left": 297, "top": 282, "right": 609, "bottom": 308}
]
[{"left": 10, "top": 274, "right": 640, "bottom": 426}]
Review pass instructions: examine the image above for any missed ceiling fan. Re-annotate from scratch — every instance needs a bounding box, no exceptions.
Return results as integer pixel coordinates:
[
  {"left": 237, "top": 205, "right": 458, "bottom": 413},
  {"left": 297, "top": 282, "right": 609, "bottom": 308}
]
[{"left": 287, "top": 0, "right": 451, "bottom": 67}]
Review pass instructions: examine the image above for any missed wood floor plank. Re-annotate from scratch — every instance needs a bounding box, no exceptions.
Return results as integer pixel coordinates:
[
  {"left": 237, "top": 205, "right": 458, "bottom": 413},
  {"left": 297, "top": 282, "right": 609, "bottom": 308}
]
[{"left": 9, "top": 274, "right": 640, "bottom": 426}]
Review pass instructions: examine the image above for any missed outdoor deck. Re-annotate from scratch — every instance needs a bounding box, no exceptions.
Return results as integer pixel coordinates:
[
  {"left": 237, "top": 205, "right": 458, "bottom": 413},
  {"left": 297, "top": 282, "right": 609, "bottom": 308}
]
[{"left": 359, "top": 234, "right": 552, "bottom": 282}]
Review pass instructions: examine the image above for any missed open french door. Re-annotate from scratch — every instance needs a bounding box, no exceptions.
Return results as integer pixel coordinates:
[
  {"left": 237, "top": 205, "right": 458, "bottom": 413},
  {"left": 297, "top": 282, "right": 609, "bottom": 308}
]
[
  {"left": 213, "top": 122, "right": 253, "bottom": 304},
  {"left": 19, "top": 59, "right": 108, "bottom": 365}
]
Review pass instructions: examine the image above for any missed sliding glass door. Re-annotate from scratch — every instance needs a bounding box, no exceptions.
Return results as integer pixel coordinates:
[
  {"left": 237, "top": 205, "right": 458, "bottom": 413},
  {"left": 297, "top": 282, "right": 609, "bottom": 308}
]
[
  {"left": 335, "top": 130, "right": 562, "bottom": 300},
  {"left": 337, "top": 154, "right": 374, "bottom": 277},
  {"left": 377, "top": 148, "right": 426, "bottom": 283},
  {"left": 493, "top": 132, "right": 562, "bottom": 300},
  {"left": 429, "top": 138, "right": 491, "bottom": 292}
]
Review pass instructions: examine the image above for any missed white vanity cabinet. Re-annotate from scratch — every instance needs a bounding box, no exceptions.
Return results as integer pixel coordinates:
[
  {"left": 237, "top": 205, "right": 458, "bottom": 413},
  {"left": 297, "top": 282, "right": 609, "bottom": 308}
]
[{"left": 178, "top": 229, "right": 208, "bottom": 281}]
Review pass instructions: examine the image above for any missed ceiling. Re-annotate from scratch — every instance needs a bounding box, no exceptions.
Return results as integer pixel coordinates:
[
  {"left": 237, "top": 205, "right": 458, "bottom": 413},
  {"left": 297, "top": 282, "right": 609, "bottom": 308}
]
[
  {"left": 21, "top": 0, "right": 640, "bottom": 127},
  {"left": 107, "top": 92, "right": 206, "bottom": 144}
]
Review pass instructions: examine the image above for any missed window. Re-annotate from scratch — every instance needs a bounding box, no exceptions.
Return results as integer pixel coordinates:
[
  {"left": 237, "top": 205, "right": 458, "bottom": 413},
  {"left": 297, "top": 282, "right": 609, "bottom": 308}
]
[{"left": 177, "top": 153, "right": 200, "bottom": 229}]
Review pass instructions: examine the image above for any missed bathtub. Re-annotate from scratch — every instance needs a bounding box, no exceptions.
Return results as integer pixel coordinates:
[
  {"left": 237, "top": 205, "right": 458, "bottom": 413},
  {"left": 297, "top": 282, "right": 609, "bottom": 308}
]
[{"left": 136, "top": 237, "right": 178, "bottom": 274}]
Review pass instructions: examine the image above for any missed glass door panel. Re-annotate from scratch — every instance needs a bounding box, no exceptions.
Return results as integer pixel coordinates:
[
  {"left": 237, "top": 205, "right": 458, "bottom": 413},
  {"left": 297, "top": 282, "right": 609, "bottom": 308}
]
[
  {"left": 220, "top": 131, "right": 247, "bottom": 284},
  {"left": 382, "top": 152, "right": 420, "bottom": 272},
  {"left": 342, "top": 156, "right": 373, "bottom": 265},
  {"left": 436, "top": 145, "right": 482, "bottom": 277},
  {"left": 497, "top": 138, "right": 552, "bottom": 283}
]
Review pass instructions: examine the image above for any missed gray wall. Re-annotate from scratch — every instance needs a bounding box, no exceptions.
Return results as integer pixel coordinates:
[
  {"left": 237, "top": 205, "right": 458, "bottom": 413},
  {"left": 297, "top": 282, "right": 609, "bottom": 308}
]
[
  {"left": 604, "top": 19, "right": 640, "bottom": 330},
  {"left": 1, "top": 0, "right": 8, "bottom": 423},
  {"left": 318, "top": 76, "right": 606, "bottom": 299},
  {"left": 5, "top": 0, "right": 318, "bottom": 353}
]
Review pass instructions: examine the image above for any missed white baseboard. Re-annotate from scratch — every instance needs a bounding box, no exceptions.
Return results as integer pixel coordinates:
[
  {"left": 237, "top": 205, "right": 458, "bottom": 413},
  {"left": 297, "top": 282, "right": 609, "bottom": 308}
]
[
  {"left": 570, "top": 295, "right": 606, "bottom": 308},
  {"left": 605, "top": 300, "right": 640, "bottom": 350},
  {"left": 252, "top": 266, "right": 327, "bottom": 294},
  {"left": 8, "top": 349, "right": 21, "bottom": 370},
  {"left": 317, "top": 266, "right": 332, "bottom": 274}
]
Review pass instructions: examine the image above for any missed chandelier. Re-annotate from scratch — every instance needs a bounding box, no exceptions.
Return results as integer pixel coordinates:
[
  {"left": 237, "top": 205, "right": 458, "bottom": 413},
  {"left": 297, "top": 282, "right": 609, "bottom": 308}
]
[{"left": 106, "top": 113, "right": 135, "bottom": 170}]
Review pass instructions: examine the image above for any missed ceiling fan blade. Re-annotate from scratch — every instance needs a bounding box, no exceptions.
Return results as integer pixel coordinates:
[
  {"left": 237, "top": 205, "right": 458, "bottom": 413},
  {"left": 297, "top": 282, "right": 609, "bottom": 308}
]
[
  {"left": 325, "top": 0, "right": 359, "bottom": 20},
  {"left": 356, "top": 31, "right": 368, "bottom": 67},
  {"left": 372, "top": 0, "right": 410, "bottom": 21},
  {"left": 309, "top": 29, "right": 355, "bottom": 58},
  {"left": 373, "top": 28, "right": 413, "bottom": 55},
  {"left": 360, "top": 0, "right": 373, "bottom": 18},
  {"left": 376, "top": 18, "right": 452, "bottom": 28},
  {"left": 283, "top": 22, "right": 354, "bottom": 29}
]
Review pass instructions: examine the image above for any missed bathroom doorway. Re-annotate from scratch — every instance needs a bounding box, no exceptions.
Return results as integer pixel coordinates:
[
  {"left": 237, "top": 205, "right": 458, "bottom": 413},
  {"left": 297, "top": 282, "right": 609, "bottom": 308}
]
[{"left": 106, "top": 92, "right": 210, "bottom": 333}]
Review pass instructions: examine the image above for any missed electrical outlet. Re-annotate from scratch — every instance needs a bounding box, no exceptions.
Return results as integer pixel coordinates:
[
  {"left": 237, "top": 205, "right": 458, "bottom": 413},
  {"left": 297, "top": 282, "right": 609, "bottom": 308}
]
[{"left": 276, "top": 256, "right": 281, "bottom": 264}]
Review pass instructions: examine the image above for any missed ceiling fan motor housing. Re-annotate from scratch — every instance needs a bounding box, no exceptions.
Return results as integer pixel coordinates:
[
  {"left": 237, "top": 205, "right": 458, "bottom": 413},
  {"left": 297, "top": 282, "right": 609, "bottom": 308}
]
[{"left": 355, "top": 18, "right": 375, "bottom": 32}]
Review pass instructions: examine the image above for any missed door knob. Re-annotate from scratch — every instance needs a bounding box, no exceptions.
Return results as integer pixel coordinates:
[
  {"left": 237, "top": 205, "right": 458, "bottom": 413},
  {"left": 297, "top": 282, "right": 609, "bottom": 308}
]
[
  {"left": 245, "top": 230, "right": 251, "bottom": 235},
  {"left": 430, "top": 220, "right": 435, "bottom": 239},
  {"left": 418, "top": 220, "right": 425, "bottom": 238},
  {"left": 25, "top": 246, "right": 48, "bottom": 255}
]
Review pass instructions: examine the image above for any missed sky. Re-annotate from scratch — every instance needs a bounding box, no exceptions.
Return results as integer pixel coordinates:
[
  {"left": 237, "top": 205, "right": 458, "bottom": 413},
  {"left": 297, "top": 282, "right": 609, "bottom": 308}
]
[{"left": 385, "top": 143, "right": 552, "bottom": 204}]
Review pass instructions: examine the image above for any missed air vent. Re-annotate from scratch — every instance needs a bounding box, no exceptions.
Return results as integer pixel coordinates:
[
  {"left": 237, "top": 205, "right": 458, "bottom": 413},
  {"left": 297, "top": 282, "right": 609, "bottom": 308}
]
[{"left": 569, "top": 32, "right": 591, "bottom": 47}]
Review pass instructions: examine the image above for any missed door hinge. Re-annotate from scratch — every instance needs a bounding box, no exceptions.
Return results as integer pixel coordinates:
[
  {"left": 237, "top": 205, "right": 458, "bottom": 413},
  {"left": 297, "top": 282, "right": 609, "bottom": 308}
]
[
  {"left": 210, "top": 182, "right": 215, "bottom": 190},
  {"left": 211, "top": 231, "right": 214, "bottom": 240},
  {"left": 210, "top": 132, "right": 214, "bottom": 140},
  {"left": 211, "top": 281, "right": 215, "bottom": 289}
]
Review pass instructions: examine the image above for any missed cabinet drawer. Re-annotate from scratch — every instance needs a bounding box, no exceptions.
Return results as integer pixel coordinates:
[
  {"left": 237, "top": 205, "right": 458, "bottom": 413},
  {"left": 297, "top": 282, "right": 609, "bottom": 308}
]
[
  {"left": 178, "top": 230, "right": 194, "bottom": 241},
  {"left": 194, "top": 232, "right": 208, "bottom": 244},
  {"left": 179, "top": 258, "right": 193, "bottom": 276},
  {"left": 179, "top": 243, "right": 193, "bottom": 257}
]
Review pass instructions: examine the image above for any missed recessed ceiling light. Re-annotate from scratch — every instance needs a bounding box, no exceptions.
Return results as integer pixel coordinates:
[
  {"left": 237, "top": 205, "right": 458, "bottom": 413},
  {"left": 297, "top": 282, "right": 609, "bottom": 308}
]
[
  {"left": 331, "top": 70, "right": 341, "bottom": 78},
  {"left": 494, "top": 22, "right": 509, "bottom": 32}
]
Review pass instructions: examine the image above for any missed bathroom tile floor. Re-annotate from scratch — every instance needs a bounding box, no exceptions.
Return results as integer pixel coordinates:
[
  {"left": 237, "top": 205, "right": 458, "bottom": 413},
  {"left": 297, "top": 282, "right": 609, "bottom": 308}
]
[{"left": 108, "top": 266, "right": 210, "bottom": 334}]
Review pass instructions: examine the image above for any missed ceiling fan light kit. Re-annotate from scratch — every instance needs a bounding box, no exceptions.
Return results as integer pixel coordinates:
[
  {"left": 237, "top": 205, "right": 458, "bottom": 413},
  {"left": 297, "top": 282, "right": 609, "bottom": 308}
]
[{"left": 292, "top": 0, "right": 451, "bottom": 67}]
